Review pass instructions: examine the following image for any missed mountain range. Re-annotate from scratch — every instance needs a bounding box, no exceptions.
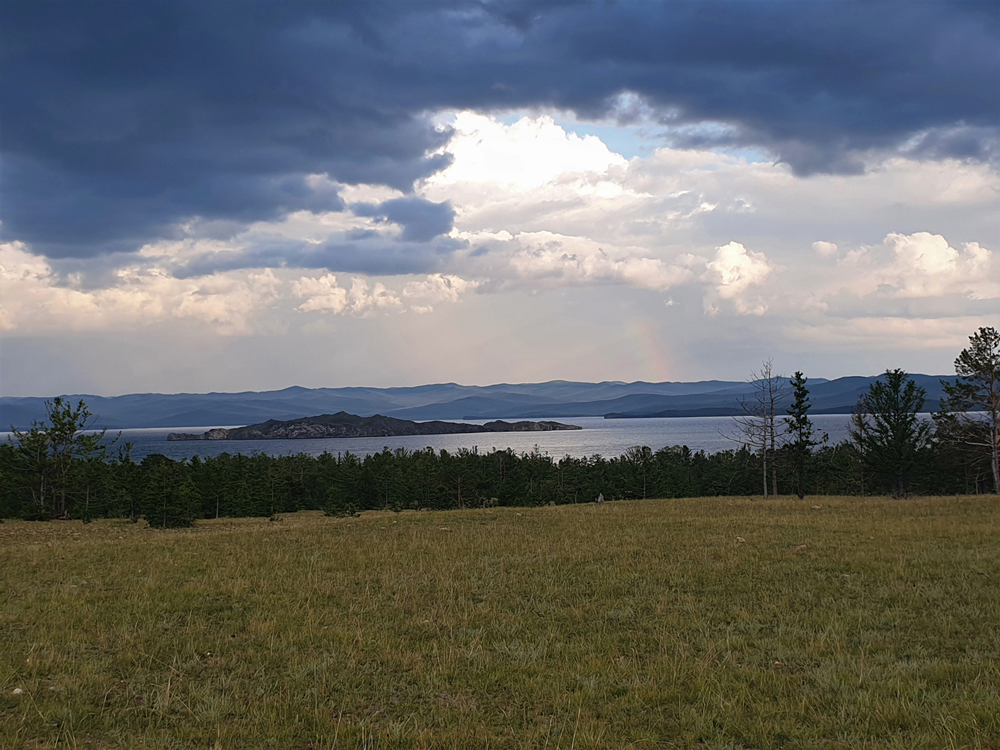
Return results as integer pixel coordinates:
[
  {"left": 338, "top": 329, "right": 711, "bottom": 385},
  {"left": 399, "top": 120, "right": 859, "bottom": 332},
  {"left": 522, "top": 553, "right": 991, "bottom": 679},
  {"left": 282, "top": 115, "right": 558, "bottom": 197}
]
[{"left": 0, "top": 375, "right": 952, "bottom": 430}]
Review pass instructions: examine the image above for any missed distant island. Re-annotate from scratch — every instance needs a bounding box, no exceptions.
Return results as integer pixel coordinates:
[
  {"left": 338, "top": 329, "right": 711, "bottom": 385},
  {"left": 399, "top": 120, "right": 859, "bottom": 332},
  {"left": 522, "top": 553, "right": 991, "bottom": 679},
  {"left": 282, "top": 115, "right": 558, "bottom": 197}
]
[{"left": 167, "top": 411, "right": 582, "bottom": 441}]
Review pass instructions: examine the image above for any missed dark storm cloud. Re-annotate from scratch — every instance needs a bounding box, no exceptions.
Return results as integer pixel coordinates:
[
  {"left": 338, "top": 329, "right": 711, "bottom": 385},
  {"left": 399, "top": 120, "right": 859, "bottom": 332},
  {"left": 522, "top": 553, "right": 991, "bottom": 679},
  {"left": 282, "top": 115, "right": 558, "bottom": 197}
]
[
  {"left": 2, "top": 0, "right": 996, "bottom": 260},
  {"left": 174, "top": 234, "right": 467, "bottom": 278},
  {"left": 352, "top": 198, "right": 456, "bottom": 242},
  {"left": 900, "top": 125, "right": 999, "bottom": 162}
]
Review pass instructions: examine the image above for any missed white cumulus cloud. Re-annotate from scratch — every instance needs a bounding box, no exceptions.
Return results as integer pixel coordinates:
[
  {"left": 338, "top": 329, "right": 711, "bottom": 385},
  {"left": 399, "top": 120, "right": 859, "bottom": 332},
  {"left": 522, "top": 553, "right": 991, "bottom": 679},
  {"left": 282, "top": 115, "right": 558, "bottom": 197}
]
[
  {"left": 878, "top": 232, "right": 995, "bottom": 299},
  {"left": 506, "top": 231, "right": 694, "bottom": 292},
  {"left": 403, "top": 274, "right": 479, "bottom": 313},
  {"left": 292, "top": 275, "right": 402, "bottom": 315},
  {"left": 0, "top": 241, "right": 280, "bottom": 334},
  {"left": 702, "top": 241, "right": 771, "bottom": 315},
  {"left": 836, "top": 232, "right": 997, "bottom": 300}
]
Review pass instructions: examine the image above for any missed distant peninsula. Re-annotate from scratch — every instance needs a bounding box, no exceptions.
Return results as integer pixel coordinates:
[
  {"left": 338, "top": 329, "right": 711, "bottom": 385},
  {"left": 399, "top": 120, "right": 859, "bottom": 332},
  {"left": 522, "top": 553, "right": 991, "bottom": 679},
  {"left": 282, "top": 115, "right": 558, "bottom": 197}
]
[{"left": 167, "top": 411, "right": 582, "bottom": 441}]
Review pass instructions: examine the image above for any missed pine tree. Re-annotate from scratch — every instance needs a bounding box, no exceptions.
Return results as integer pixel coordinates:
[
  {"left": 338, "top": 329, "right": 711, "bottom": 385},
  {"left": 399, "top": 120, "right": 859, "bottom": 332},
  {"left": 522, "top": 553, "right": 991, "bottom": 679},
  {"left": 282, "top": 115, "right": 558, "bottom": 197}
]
[
  {"left": 784, "top": 371, "right": 822, "bottom": 499},
  {"left": 140, "top": 455, "right": 200, "bottom": 528},
  {"left": 8, "top": 398, "right": 118, "bottom": 519},
  {"left": 936, "top": 327, "right": 1000, "bottom": 494},
  {"left": 850, "top": 369, "right": 931, "bottom": 498}
]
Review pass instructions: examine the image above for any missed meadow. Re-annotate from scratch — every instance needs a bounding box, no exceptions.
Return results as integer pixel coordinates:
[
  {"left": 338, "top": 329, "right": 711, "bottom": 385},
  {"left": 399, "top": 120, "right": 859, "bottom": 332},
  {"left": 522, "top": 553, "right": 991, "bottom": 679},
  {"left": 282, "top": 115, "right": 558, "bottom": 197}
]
[{"left": 2, "top": 496, "right": 999, "bottom": 749}]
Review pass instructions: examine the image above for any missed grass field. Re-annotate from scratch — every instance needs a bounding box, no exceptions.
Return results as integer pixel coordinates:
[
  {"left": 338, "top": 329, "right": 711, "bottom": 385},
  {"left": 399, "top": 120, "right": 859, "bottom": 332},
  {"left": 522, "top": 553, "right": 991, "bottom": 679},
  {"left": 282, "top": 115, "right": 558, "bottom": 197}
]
[{"left": 2, "top": 496, "right": 999, "bottom": 749}]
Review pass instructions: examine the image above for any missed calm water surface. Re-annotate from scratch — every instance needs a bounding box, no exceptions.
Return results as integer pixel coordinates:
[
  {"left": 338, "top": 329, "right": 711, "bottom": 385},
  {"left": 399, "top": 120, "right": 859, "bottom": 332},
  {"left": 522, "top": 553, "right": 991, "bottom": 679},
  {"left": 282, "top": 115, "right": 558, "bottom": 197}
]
[{"left": 5, "top": 414, "right": 861, "bottom": 461}]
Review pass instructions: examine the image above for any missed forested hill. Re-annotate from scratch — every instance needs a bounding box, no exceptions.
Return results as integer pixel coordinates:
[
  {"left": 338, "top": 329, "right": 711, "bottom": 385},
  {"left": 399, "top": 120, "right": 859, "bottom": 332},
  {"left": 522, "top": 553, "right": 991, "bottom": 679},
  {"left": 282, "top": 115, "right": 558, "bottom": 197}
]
[
  {"left": 167, "top": 413, "right": 581, "bottom": 440},
  {"left": 1, "top": 375, "right": 951, "bottom": 430}
]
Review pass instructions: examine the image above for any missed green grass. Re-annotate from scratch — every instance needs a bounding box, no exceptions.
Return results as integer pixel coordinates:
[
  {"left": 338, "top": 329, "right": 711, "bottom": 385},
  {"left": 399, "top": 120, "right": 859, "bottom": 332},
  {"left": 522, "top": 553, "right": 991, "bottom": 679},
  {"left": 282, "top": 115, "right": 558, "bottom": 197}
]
[{"left": 2, "top": 496, "right": 999, "bottom": 749}]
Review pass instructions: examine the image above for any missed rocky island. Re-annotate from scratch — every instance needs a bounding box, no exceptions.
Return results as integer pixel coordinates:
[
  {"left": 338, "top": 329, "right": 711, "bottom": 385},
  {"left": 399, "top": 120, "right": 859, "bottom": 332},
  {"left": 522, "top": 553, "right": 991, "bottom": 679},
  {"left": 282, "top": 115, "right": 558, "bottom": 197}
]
[{"left": 167, "top": 411, "right": 582, "bottom": 441}]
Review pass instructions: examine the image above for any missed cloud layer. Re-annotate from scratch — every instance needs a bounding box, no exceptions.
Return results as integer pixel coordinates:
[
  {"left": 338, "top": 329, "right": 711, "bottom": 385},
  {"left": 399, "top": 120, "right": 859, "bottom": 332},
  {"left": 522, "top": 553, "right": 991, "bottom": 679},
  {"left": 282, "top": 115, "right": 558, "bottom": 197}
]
[
  {"left": 4, "top": 112, "right": 996, "bottom": 339},
  {"left": 1, "top": 2, "right": 997, "bottom": 395},
  {"left": 2, "top": 0, "right": 996, "bottom": 260}
]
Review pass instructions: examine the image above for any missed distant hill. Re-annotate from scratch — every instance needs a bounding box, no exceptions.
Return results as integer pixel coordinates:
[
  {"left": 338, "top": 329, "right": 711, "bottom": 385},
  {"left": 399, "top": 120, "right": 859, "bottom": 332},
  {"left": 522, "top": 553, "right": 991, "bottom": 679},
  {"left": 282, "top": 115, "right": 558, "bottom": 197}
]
[
  {"left": 0, "top": 376, "right": 951, "bottom": 430},
  {"left": 604, "top": 374, "right": 950, "bottom": 418}
]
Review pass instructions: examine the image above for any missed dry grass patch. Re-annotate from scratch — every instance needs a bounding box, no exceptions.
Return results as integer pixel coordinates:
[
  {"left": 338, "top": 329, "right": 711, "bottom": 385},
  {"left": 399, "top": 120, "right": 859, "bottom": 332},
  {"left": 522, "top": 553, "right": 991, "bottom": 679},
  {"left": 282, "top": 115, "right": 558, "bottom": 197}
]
[{"left": 2, "top": 496, "right": 999, "bottom": 749}]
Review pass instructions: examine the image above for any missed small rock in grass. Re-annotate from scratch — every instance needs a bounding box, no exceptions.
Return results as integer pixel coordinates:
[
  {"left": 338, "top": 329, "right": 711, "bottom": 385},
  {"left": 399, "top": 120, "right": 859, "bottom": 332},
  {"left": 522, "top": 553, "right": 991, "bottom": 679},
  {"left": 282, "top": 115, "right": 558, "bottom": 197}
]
[{"left": 12, "top": 688, "right": 23, "bottom": 695}]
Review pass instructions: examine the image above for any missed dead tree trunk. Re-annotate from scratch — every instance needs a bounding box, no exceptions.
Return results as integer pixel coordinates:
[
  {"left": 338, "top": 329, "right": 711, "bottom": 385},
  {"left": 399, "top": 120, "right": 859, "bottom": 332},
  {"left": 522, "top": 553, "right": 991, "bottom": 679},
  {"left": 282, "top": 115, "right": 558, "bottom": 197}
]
[{"left": 730, "top": 360, "right": 787, "bottom": 499}]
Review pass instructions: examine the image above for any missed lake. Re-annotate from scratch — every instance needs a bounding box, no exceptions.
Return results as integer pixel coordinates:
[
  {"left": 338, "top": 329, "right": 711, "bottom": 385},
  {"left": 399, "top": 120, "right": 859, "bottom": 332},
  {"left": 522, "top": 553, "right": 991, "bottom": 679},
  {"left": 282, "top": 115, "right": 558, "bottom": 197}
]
[{"left": 2, "top": 414, "right": 865, "bottom": 461}]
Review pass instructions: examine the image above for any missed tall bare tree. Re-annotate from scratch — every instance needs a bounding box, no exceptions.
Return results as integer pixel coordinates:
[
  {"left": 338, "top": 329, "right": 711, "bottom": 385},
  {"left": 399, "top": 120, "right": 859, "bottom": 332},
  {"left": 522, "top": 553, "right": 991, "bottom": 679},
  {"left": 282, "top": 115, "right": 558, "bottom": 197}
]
[{"left": 731, "top": 360, "right": 787, "bottom": 498}]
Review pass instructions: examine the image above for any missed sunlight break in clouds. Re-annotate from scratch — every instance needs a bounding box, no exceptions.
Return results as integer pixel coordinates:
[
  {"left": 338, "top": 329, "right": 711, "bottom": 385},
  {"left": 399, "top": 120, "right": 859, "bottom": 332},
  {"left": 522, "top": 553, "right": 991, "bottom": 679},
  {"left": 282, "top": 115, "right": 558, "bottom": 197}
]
[{"left": 429, "top": 112, "right": 628, "bottom": 190}]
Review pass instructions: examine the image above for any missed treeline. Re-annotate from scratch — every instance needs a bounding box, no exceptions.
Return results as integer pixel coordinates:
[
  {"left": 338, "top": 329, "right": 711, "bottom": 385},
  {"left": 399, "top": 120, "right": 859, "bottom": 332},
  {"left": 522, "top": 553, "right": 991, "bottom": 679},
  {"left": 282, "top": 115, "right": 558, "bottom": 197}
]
[
  {"left": 1, "top": 438, "right": 992, "bottom": 528},
  {"left": 1, "top": 327, "right": 997, "bottom": 527}
]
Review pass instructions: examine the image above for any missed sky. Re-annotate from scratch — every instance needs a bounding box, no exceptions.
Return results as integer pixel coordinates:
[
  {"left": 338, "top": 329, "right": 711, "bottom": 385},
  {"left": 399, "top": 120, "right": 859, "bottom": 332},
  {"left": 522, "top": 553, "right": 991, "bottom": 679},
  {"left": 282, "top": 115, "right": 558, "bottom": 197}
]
[{"left": 1, "top": 0, "right": 998, "bottom": 397}]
